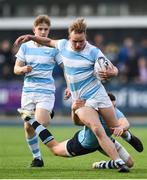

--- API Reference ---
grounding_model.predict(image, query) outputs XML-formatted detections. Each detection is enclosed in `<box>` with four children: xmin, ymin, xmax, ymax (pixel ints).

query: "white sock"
<box><xmin>122</xmin><ymin>131</ymin><xmax>131</xmax><ymax>142</ymax></box>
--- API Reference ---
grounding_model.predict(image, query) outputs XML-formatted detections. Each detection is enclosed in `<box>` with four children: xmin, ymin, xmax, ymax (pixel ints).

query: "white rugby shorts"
<box><xmin>21</xmin><ymin>92</ymin><xmax>55</xmax><ymax>112</ymax></box>
<box><xmin>85</xmin><ymin>84</ymin><xmax>112</xmax><ymax>110</ymax></box>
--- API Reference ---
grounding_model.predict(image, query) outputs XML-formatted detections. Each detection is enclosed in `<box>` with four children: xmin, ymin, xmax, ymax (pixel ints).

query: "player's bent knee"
<box><xmin>37</xmin><ymin>118</ymin><xmax>50</xmax><ymax>127</ymax></box>
<box><xmin>126</xmin><ymin>157</ymin><xmax>134</xmax><ymax>168</ymax></box>
<box><xmin>91</xmin><ymin>126</ymin><xmax>106</xmax><ymax>139</ymax></box>
<box><xmin>42</xmin><ymin>121</ymin><xmax>50</xmax><ymax>127</ymax></box>
<box><xmin>37</xmin><ymin>117</ymin><xmax>51</xmax><ymax>127</ymax></box>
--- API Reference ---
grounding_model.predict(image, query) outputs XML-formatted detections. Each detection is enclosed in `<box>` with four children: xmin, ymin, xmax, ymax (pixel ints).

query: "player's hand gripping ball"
<box><xmin>94</xmin><ymin>57</ymin><xmax>110</xmax><ymax>80</ymax></box>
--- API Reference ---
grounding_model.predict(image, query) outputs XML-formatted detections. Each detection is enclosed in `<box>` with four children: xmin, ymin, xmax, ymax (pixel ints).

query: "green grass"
<box><xmin>0</xmin><ymin>125</ymin><xmax>147</xmax><ymax>179</ymax></box>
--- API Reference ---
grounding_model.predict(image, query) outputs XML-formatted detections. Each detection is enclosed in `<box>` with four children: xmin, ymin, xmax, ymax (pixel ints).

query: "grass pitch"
<box><xmin>0</xmin><ymin>125</ymin><xmax>147</xmax><ymax>179</ymax></box>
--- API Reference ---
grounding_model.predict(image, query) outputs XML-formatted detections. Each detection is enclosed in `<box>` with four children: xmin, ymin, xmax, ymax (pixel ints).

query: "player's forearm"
<box><xmin>14</xmin><ymin>66</ymin><xmax>25</xmax><ymax>75</ymax></box>
<box><xmin>107</xmin><ymin>60</ymin><xmax>119</xmax><ymax>78</ymax></box>
<box><xmin>113</xmin><ymin>66</ymin><xmax>118</xmax><ymax>77</ymax></box>
<box><xmin>119</xmin><ymin>118</ymin><xmax>130</xmax><ymax>131</ymax></box>
<box><xmin>31</xmin><ymin>36</ymin><xmax>53</xmax><ymax>47</ymax></box>
<box><xmin>14</xmin><ymin>65</ymin><xmax>32</xmax><ymax>75</ymax></box>
<box><xmin>63</xmin><ymin>71</ymin><xmax>70</xmax><ymax>90</ymax></box>
<box><xmin>108</xmin><ymin>66</ymin><xmax>118</xmax><ymax>78</ymax></box>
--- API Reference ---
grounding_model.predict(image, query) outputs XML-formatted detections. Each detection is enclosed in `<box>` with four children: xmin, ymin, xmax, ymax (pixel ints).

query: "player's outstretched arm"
<box><xmin>111</xmin><ymin>117</ymin><xmax>130</xmax><ymax>137</ymax></box>
<box><xmin>14</xmin><ymin>34</ymin><xmax>57</xmax><ymax>47</ymax></box>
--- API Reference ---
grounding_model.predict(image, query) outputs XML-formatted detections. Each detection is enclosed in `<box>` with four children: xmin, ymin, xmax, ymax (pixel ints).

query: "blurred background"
<box><xmin>0</xmin><ymin>0</ymin><xmax>147</xmax><ymax>125</ymax></box>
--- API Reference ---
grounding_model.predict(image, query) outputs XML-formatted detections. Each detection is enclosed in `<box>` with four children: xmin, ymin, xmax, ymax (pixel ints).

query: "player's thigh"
<box><xmin>99</xmin><ymin>106</ymin><xmax>119</xmax><ymax>128</ymax></box>
<box><xmin>35</xmin><ymin>108</ymin><xmax>51</xmax><ymax>126</ymax></box>
<box><xmin>51</xmin><ymin>140</ymin><xmax>69</xmax><ymax>156</ymax></box>
<box><xmin>76</xmin><ymin>106</ymin><xmax>101</xmax><ymax>127</ymax></box>
<box><xmin>35</xmin><ymin>94</ymin><xmax>55</xmax><ymax>126</ymax></box>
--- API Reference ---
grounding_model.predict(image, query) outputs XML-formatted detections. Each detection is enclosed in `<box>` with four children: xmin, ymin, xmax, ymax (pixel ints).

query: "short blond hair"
<box><xmin>68</xmin><ymin>18</ymin><xmax>87</xmax><ymax>34</ymax></box>
<box><xmin>34</xmin><ymin>15</ymin><xmax>51</xmax><ymax>27</ymax></box>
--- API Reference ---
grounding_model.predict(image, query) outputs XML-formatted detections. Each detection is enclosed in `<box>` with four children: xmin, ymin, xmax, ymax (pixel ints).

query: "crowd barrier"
<box><xmin>0</xmin><ymin>81</ymin><xmax>147</xmax><ymax>115</ymax></box>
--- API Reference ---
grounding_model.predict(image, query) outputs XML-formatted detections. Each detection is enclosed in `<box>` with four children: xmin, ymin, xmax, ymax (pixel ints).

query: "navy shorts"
<box><xmin>66</xmin><ymin>131</ymin><xmax>99</xmax><ymax>156</ymax></box>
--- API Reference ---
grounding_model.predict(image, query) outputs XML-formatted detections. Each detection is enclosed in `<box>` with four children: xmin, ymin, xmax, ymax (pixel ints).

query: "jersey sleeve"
<box><xmin>15</xmin><ymin>43</ymin><xmax>26</xmax><ymax>62</ymax></box>
<box><xmin>55</xmin><ymin>39</ymin><xmax>67</xmax><ymax>51</ymax></box>
<box><xmin>115</xmin><ymin>108</ymin><xmax>125</xmax><ymax>119</ymax></box>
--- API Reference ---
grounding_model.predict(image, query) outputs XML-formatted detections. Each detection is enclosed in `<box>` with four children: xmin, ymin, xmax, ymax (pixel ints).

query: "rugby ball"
<box><xmin>94</xmin><ymin>57</ymin><xmax>109</xmax><ymax>80</ymax></box>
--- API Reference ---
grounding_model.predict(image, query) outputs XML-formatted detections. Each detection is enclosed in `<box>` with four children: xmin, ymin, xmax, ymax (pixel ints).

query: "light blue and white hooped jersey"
<box><xmin>56</xmin><ymin>39</ymin><xmax>108</xmax><ymax>100</ymax></box>
<box><xmin>16</xmin><ymin>40</ymin><xmax>62</xmax><ymax>95</ymax></box>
